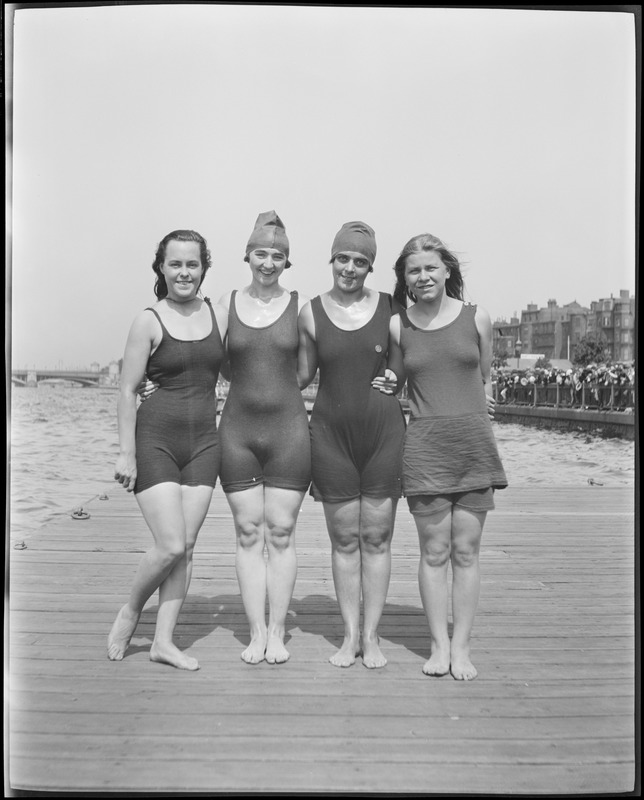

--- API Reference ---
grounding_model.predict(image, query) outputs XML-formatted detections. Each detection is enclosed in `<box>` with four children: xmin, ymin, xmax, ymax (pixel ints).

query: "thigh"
<box><xmin>264</xmin><ymin>487</ymin><xmax>306</xmax><ymax>534</ymax></box>
<box><xmin>179</xmin><ymin>484</ymin><xmax>215</xmax><ymax>548</ymax></box>
<box><xmin>134</xmin><ymin>441</ymin><xmax>181</xmax><ymax>495</ymax></box>
<box><xmin>180</xmin><ymin>435</ymin><xmax>220</xmax><ymax>490</ymax></box>
<box><xmin>218</xmin><ymin>423</ymin><xmax>264</xmax><ymax>493</ymax></box>
<box><xmin>311</xmin><ymin>425</ymin><xmax>361</xmax><ymax>502</ymax></box>
<box><xmin>322</xmin><ymin>497</ymin><xmax>361</xmax><ymax>547</ymax></box>
<box><xmin>359</xmin><ymin>495</ymin><xmax>398</xmax><ymax>547</ymax></box>
<box><xmin>264</xmin><ymin>416</ymin><xmax>311</xmax><ymax>492</ymax></box>
<box><xmin>224</xmin><ymin>483</ymin><xmax>265</xmax><ymax>533</ymax></box>
<box><xmin>135</xmin><ymin>482</ymin><xmax>187</xmax><ymax>548</ymax></box>
<box><xmin>360</xmin><ymin>423</ymin><xmax>404</xmax><ymax>500</ymax></box>
<box><xmin>414</xmin><ymin>506</ymin><xmax>453</xmax><ymax>558</ymax></box>
<box><xmin>451</xmin><ymin>506</ymin><xmax>486</xmax><ymax>552</ymax></box>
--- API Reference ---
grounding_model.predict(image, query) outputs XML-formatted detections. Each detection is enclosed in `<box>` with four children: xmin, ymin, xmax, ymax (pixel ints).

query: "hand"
<box><xmin>371</xmin><ymin>369</ymin><xmax>398</xmax><ymax>395</ymax></box>
<box><xmin>137</xmin><ymin>377</ymin><xmax>159</xmax><ymax>401</ymax></box>
<box><xmin>114</xmin><ymin>454</ymin><xmax>137</xmax><ymax>493</ymax></box>
<box><xmin>486</xmin><ymin>393</ymin><xmax>496</xmax><ymax>420</ymax></box>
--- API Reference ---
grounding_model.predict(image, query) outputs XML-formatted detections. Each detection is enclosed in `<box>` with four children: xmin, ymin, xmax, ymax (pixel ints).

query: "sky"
<box><xmin>6</xmin><ymin>3</ymin><xmax>637</xmax><ymax>370</ymax></box>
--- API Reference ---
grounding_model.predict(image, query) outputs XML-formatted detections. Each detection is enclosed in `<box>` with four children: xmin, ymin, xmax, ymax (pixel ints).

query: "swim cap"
<box><xmin>245</xmin><ymin>210</ymin><xmax>289</xmax><ymax>258</ymax></box>
<box><xmin>331</xmin><ymin>221</ymin><xmax>377</xmax><ymax>265</ymax></box>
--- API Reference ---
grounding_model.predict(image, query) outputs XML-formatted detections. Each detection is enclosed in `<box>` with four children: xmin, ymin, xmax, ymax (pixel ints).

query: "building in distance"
<box><xmin>493</xmin><ymin>289</ymin><xmax>634</xmax><ymax>364</ymax></box>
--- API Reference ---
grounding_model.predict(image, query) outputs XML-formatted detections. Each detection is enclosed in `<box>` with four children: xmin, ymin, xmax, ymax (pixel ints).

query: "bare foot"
<box><xmin>329</xmin><ymin>637</ymin><xmax>361</xmax><ymax>668</ymax></box>
<box><xmin>265</xmin><ymin>634</ymin><xmax>290</xmax><ymax>664</ymax></box>
<box><xmin>422</xmin><ymin>645</ymin><xmax>450</xmax><ymax>677</ymax></box>
<box><xmin>362</xmin><ymin>637</ymin><xmax>387</xmax><ymax>669</ymax></box>
<box><xmin>450</xmin><ymin>646</ymin><xmax>478</xmax><ymax>681</ymax></box>
<box><xmin>107</xmin><ymin>604</ymin><xmax>140</xmax><ymax>661</ymax></box>
<box><xmin>241</xmin><ymin>634</ymin><xmax>266</xmax><ymax>664</ymax></box>
<box><xmin>149</xmin><ymin>642</ymin><xmax>200</xmax><ymax>671</ymax></box>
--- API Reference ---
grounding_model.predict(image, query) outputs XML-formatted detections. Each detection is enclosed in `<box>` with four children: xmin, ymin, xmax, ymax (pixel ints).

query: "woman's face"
<box><xmin>332</xmin><ymin>251</ymin><xmax>372</xmax><ymax>294</ymax></box>
<box><xmin>161</xmin><ymin>240</ymin><xmax>204</xmax><ymax>302</ymax></box>
<box><xmin>404</xmin><ymin>249</ymin><xmax>450</xmax><ymax>303</ymax></box>
<box><xmin>248</xmin><ymin>248</ymin><xmax>287</xmax><ymax>286</ymax></box>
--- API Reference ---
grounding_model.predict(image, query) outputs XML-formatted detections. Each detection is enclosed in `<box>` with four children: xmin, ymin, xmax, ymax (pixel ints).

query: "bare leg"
<box><xmin>360</xmin><ymin>496</ymin><xmax>396</xmax><ymax>669</ymax></box>
<box><xmin>324</xmin><ymin>499</ymin><xmax>362</xmax><ymax>667</ymax></box>
<box><xmin>148</xmin><ymin>484</ymin><xmax>213</xmax><ymax>671</ymax></box>
<box><xmin>264</xmin><ymin>487</ymin><xmax>305</xmax><ymax>664</ymax></box>
<box><xmin>414</xmin><ymin>508</ymin><xmax>452</xmax><ymax>676</ymax></box>
<box><xmin>108</xmin><ymin>482</ymin><xmax>211</xmax><ymax>668</ymax></box>
<box><xmin>449</xmin><ymin>507</ymin><xmax>486</xmax><ymax>681</ymax></box>
<box><xmin>226</xmin><ymin>485</ymin><xmax>268</xmax><ymax>664</ymax></box>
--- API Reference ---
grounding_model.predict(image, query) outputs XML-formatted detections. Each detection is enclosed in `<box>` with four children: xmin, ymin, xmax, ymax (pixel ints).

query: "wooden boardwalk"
<box><xmin>8</xmin><ymin>484</ymin><xmax>636</xmax><ymax>795</ymax></box>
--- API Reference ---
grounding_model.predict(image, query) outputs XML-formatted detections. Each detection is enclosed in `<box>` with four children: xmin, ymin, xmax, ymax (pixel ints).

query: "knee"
<box><xmin>266</xmin><ymin>521</ymin><xmax>295</xmax><ymax>552</ymax></box>
<box><xmin>451</xmin><ymin>544</ymin><xmax>479</xmax><ymax>569</ymax></box>
<box><xmin>156</xmin><ymin>539</ymin><xmax>187</xmax><ymax>566</ymax></box>
<box><xmin>360</xmin><ymin>524</ymin><xmax>391</xmax><ymax>555</ymax></box>
<box><xmin>420</xmin><ymin>542</ymin><xmax>450</xmax><ymax>569</ymax></box>
<box><xmin>235</xmin><ymin>519</ymin><xmax>263</xmax><ymax>550</ymax></box>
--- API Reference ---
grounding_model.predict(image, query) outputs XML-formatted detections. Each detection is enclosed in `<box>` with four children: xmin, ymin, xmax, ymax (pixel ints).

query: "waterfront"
<box><xmin>8</xmin><ymin>386</ymin><xmax>635</xmax><ymax>543</ymax></box>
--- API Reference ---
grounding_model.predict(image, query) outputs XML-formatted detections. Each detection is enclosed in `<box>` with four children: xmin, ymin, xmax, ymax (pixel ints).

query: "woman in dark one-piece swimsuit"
<box><xmin>298</xmin><ymin>221</ymin><xmax>405</xmax><ymax>669</ymax></box>
<box><xmin>218</xmin><ymin>211</ymin><xmax>311</xmax><ymax>666</ymax></box>
<box><xmin>110</xmin><ymin>230</ymin><xmax>228</xmax><ymax>671</ymax></box>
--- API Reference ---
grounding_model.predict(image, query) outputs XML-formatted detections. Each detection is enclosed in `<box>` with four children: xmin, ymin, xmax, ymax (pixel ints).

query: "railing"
<box><xmin>494</xmin><ymin>381</ymin><xmax>635</xmax><ymax>412</ymax></box>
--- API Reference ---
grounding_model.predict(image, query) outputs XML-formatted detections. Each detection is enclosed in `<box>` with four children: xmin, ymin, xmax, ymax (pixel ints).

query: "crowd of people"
<box><xmin>494</xmin><ymin>361</ymin><xmax>635</xmax><ymax>410</ymax></box>
<box><xmin>109</xmin><ymin>215</ymin><xmax>507</xmax><ymax>681</ymax></box>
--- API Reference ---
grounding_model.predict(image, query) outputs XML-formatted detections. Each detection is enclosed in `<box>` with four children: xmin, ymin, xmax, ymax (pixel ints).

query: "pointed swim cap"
<box><xmin>245</xmin><ymin>210</ymin><xmax>290</xmax><ymax>258</ymax></box>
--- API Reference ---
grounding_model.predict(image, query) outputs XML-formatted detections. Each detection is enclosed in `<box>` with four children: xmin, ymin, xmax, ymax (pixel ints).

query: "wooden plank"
<box><xmin>8</xmin><ymin>484</ymin><xmax>635</xmax><ymax>795</ymax></box>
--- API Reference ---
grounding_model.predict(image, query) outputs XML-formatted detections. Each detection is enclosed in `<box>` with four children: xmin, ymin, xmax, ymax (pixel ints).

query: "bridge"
<box><xmin>11</xmin><ymin>369</ymin><xmax>113</xmax><ymax>388</ymax></box>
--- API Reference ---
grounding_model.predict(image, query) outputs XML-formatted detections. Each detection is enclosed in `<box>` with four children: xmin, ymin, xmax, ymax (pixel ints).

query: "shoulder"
<box><xmin>298</xmin><ymin>298</ymin><xmax>316</xmax><ymax>335</ymax></box>
<box><xmin>218</xmin><ymin>290</ymin><xmax>234</xmax><ymax>311</ymax></box>
<box><xmin>293</xmin><ymin>290</ymin><xmax>310</xmax><ymax>313</ymax></box>
<box><xmin>212</xmin><ymin>302</ymin><xmax>229</xmax><ymax>336</ymax></box>
<box><xmin>471</xmin><ymin>304</ymin><xmax>492</xmax><ymax>337</ymax></box>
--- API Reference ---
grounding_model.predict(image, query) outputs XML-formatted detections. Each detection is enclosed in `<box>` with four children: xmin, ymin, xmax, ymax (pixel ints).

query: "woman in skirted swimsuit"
<box><xmin>298</xmin><ymin>222</ymin><xmax>406</xmax><ymax>669</ymax></box>
<box><xmin>373</xmin><ymin>233</ymin><xmax>507</xmax><ymax>680</ymax></box>
<box><xmin>218</xmin><ymin>211</ymin><xmax>311</xmax><ymax>665</ymax></box>
<box><xmin>110</xmin><ymin>230</ymin><xmax>227</xmax><ymax>671</ymax></box>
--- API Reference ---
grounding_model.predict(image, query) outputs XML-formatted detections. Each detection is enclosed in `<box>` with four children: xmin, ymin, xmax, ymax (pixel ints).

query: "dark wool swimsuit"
<box><xmin>134</xmin><ymin>299</ymin><xmax>225</xmax><ymax>494</ymax></box>
<box><xmin>309</xmin><ymin>292</ymin><xmax>406</xmax><ymax>503</ymax></box>
<box><xmin>218</xmin><ymin>290</ymin><xmax>311</xmax><ymax>493</ymax></box>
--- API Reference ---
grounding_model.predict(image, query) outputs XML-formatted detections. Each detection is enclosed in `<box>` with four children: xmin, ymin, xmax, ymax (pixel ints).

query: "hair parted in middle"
<box><xmin>392</xmin><ymin>233</ymin><xmax>464</xmax><ymax>307</ymax></box>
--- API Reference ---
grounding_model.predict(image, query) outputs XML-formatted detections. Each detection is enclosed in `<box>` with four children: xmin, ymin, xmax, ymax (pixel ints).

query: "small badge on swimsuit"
<box><xmin>375</xmin><ymin>344</ymin><xmax>383</xmax><ymax>353</ymax></box>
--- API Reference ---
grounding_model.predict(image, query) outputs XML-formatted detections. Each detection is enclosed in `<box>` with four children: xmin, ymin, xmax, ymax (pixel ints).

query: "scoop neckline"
<box><xmin>404</xmin><ymin>302</ymin><xmax>466</xmax><ymax>332</ymax></box>
<box><xmin>150</xmin><ymin>301</ymin><xmax>215</xmax><ymax>342</ymax></box>
<box><xmin>232</xmin><ymin>288</ymin><xmax>294</xmax><ymax>330</ymax></box>
<box><xmin>317</xmin><ymin>291</ymin><xmax>382</xmax><ymax>333</ymax></box>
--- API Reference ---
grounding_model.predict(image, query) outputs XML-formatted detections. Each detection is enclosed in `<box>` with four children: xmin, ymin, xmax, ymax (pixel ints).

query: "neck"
<box><xmin>248</xmin><ymin>281</ymin><xmax>285</xmax><ymax>302</ymax></box>
<box><xmin>328</xmin><ymin>285</ymin><xmax>368</xmax><ymax>307</ymax></box>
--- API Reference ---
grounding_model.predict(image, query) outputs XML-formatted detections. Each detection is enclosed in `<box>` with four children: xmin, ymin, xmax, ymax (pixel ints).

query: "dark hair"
<box><xmin>392</xmin><ymin>233</ymin><xmax>464</xmax><ymax>307</ymax></box>
<box><xmin>152</xmin><ymin>230</ymin><xmax>212</xmax><ymax>300</ymax></box>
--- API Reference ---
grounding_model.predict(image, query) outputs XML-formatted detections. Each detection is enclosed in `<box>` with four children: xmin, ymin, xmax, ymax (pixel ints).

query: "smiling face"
<box><xmin>160</xmin><ymin>240</ymin><xmax>204</xmax><ymax>302</ymax></box>
<box><xmin>332</xmin><ymin>251</ymin><xmax>372</xmax><ymax>294</ymax></box>
<box><xmin>404</xmin><ymin>249</ymin><xmax>450</xmax><ymax>303</ymax></box>
<box><xmin>247</xmin><ymin>247</ymin><xmax>287</xmax><ymax>286</ymax></box>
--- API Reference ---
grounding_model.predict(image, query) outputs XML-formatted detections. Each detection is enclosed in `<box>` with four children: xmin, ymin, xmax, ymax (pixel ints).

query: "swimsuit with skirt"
<box><xmin>309</xmin><ymin>292</ymin><xmax>406</xmax><ymax>503</ymax></box>
<box><xmin>400</xmin><ymin>302</ymin><xmax>507</xmax><ymax>498</ymax></box>
<box><xmin>134</xmin><ymin>299</ymin><xmax>225</xmax><ymax>494</ymax></box>
<box><xmin>218</xmin><ymin>290</ymin><xmax>311</xmax><ymax>493</ymax></box>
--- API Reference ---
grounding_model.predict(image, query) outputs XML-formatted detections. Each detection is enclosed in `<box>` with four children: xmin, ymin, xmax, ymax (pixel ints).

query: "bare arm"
<box><xmin>213</xmin><ymin>301</ymin><xmax>231</xmax><ymax>382</ymax></box>
<box><xmin>297</xmin><ymin>301</ymin><xmax>319</xmax><ymax>389</ymax></box>
<box><xmin>475</xmin><ymin>305</ymin><xmax>496</xmax><ymax>418</ymax></box>
<box><xmin>115</xmin><ymin>312</ymin><xmax>158</xmax><ymax>492</ymax></box>
<box><xmin>372</xmin><ymin>314</ymin><xmax>406</xmax><ymax>395</ymax></box>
